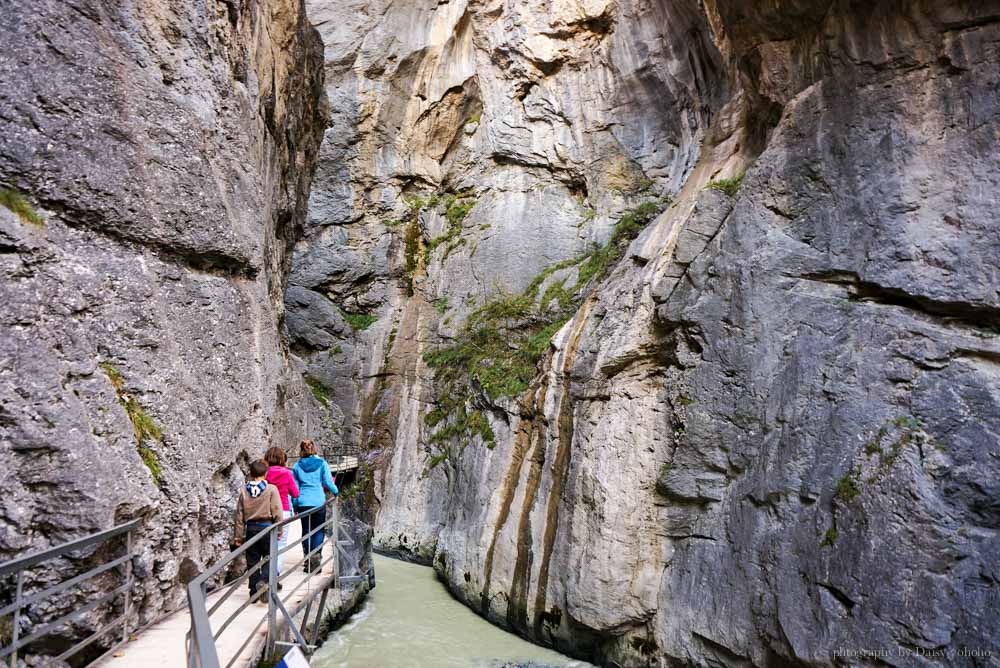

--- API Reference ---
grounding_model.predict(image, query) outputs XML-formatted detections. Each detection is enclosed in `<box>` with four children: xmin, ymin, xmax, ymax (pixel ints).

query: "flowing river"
<box><xmin>313</xmin><ymin>554</ymin><xmax>594</xmax><ymax>668</ymax></box>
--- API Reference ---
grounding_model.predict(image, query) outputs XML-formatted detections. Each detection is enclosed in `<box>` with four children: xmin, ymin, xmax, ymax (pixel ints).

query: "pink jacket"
<box><xmin>266</xmin><ymin>466</ymin><xmax>299</xmax><ymax>512</ymax></box>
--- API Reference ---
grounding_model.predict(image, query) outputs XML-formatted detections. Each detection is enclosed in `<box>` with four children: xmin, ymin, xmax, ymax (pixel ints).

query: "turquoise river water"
<box><xmin>313</xmin><ymin>554</ymin><xmax>594</xmax><ymax>668</ymax></box>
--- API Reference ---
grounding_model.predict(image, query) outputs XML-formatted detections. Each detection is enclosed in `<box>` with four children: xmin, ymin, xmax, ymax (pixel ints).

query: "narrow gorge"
<box><xmin>1</xmin><ymin>0</ymin><xmax>998</xmax><ymax>667</ymax></box>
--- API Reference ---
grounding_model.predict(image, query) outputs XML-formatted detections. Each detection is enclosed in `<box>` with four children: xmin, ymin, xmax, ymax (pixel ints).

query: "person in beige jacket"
<box><xmin>234</xmin><ymin>460</ymin><xmax>282</xmax><ymax>600</ymax></box>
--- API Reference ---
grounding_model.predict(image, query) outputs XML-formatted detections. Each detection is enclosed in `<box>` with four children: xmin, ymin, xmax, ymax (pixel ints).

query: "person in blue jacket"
<box><xmin>292</xmin><ymin>439</ymin><xmax>338</xmax><ymax>572</ymax></box>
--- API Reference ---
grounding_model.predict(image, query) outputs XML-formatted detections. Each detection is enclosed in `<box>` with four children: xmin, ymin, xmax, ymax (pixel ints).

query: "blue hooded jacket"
<box><xmin>292</xmin><ymin>455</ymin><xmax>338</xmax><ymax>508</ymax></box>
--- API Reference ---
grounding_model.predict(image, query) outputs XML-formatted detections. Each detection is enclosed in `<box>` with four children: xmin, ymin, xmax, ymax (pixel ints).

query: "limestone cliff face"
<box><xmin>0</xmin><ymin>0</ymin><xmax>327</xmax><ymax>623</ymax></box>
<box><xmin>295</xmin><ymin>1</ymin><xmax>999</xmax><ymax>666</ymax></box>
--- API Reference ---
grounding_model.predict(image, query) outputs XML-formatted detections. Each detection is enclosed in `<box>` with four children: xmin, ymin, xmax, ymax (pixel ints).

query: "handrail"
<box><xmin>186</xmin><ymin>495</ymin><xmax>364</xmax><ymax>668</ymax></box>
<box><xmin>0</xmin><ymin>520</ymin><xmax>140</xmax><ymax>578</ymax></box>
<box><xmin>0</xmin><ymin>554</ymin><xmax>130</xmax><ymax>618</ymax></box>
<box><xmin>288</xmin><ymin>451</ymin><xmax>361</xmax><ymax>472</ymax></box>
<box><xmin>0</xmin><ymin>520</ymin><xmax>139</xmax><ymax>667</ymax></box>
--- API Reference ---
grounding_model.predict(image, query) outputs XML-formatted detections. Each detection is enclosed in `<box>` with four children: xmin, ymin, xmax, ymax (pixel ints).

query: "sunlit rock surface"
<box><xmin>294</xmin><ymin>0</ymin><xmax>999</xmax><ymax>665</ymax></box>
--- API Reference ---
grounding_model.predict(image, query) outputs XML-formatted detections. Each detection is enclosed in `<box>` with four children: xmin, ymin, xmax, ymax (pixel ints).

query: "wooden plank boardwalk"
<box><xmin>97</xmin><ymin>519</ymin><xmax>338</xmax><ymax>668</ymax></box>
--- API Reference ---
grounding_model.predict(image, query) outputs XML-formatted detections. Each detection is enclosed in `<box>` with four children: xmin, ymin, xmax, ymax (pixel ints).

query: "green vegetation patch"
<box><xmin>424</xmin><ymin>291</ymin><xmax>545</xmax><ymax>423</ymax></box>
<box><xmin>404</xmin><ymin>218</ymin><xmax>421</xmax><ymax>295</ymax></box>
<box><xmin>421</xmin><ymin>200</ymin><xmax>668</xmax><ymax>470</ymax></box>
<box><xmin>828</xmin><ymin>414</ymin><xmax>930</xmax><ymax>529</ymax></box>
<box><xmin>834</xmin><ymin>471</ymin><xmax>861</xmax><ymax>502</ymax></box>
<box><xmin>138</xmin><ymin>446</ymin><xmax>163</xmax><ymax>485</ymax></box>
<box><xmin>0</xmin><ymin>189</ymin><xmax>43</xmax><ymax>226</ymax></box>
<box><xmin>425</xmin><ymin>192</ymin><xmax>477</xmax><ymax>264</ymax></box>
<box><xmin>862</xmin><ymin>415</ymin><xmax>925</xmax><ymax>468</ymax></box>
<box><xmin>423</xmin><ymin>449</ymin><xmax>452</xmax><ymax>476</ymax></box>
<box><xmin>821</xmin><ymin>527</ymin><xmax>839</xmax><ymax>547</ymax></box>
<box><xmin>879</xmin><ymin>415</ymin><xmax>921</xmax><ymax>468</ymax></box>
<box><xmin>100</xmin><ymin>362</ymin><xmax>164</xmax><ymax>486</ymax></box>
<box><xmin>341</xmin><ymin>308</ymin><xmax>378</xmax><ymax>331</ymax></box>
<box><xmin>573</xmin><ymin>199</ymin><xmax>662</xmax><ymax>288</ymax></box>
<box><xmin>395</xmin><ymin>190</ymin><xmax>479</xmax><ymax>293</ymax></box>
<box><xmin>706</xmin><ymin>174</ymin><xmax>744</xmax><ymax>198</ymax></box>
<box><xmin>523</xmin><ymin>258</ymin><xmax>578</xmax><ymax>302</ymax></box>
<box><xmin>304</xmin><ymin>375</ymin><xmax>332</xmax><ymax>407</ymax></box>
<box><xmin>864</xmin><ymin>429</ymin><xmax>885</xmax><ymax>456</ymax></box>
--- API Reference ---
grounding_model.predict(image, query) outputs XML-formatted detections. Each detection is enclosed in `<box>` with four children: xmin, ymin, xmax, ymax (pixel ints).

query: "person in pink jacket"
<box><xmin>265</xmin><ymin>447</ymin><xmax>299</xmax><ymax>577</ymax></box>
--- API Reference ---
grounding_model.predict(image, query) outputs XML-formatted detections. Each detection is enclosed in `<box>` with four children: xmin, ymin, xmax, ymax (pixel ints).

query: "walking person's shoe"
<box><xmin>252</xmin><ymin>582</ymin><xmax>268</xmax><ymax>604</ymax></box>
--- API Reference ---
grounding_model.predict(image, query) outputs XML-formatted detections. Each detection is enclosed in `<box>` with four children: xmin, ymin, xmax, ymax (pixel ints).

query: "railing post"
<box><xmin>266</xmin><ymin>528</ymin><xmax>279</xmax><ymax>659</ymax></box>
<box><xmin>122</xmin><ymin>529</ymin><xmax>133</xmax><ymax>644</ymax></box>
<box><xmin>331</xmin><ymin>501</ymin><xmax>339</xmax><ymax>588</ymax></box>
<box><xmin>10</xmin><ymin>570</ymin><xmax>23</xmax><ymax>668</ymax></box>
<box><xmin>309</xmin><ymin>589</ymin><xmax>328</xmax><ymax>647</ymax></box>
<box><xmin>186</xmin><ymin>580</ymin><xmax>220</xmax><ymax>668</ymax></box>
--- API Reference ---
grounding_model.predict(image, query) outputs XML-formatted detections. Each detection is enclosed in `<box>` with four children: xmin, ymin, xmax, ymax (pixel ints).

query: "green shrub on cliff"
<box><xmin>706</xmin><ymin>174</ymin><xmax>744</xmax><ymax>197</ymax></box>
<box><xmin>100</xmin><ymin>361</ymin><xmax>164</xmax><ymax>486</ymax></box>
<box><xmin>404</xmin><ymin>218</ymin><xmax>421</xmax><ymax>294</ymax></box>
<box><xmin>0</xmin><ymin>188</ymin><xmax>43</xmax><ymax>226</ymax></box>
<box><xmin>425</xmin><ymin>192</ymin><xmax>477</xmax><ymax>263</ymax></box>
<box><xmin>835</xmin><ymin>471</ymin><xmax>861</xmax><ymax>502</ymax></box>
<box><xmin>397</xmin><ymin>190</ymin><xmax>479</xmax><ymax>293</ymax></box>
<box><xmin>424</xmin><ymin>292</ymin><xmax>541</xmax><ymax>402</ymax></box>
<box><xmin>304</xmin><ymin>375</ymin><xmax>333</xmax><ymax>406</ymax></box>
<box><xmin>341</xmin><ymin>308</ymin><xmax>377</xmax><ymax>331</ymax></box>
<box><xmin>421</xmin><ymin>199</ymin><xmax>668</xmax><ymax>468</ymax></box>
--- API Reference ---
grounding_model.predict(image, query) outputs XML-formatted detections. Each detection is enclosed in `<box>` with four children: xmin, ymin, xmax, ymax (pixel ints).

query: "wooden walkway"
<box><xmin>97</xmin><ymin>519</ymin><xmax>339</xmax><ymax>668</ymax></box>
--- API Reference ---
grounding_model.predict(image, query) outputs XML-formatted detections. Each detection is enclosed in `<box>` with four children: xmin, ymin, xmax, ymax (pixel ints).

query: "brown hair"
<box><xmin>264</xmin><ymin>446</ymin><xmax>287</xmax><ymax>467</ymax></box>
<box><xmin>299</xmin><ymin>439</ymin><xmax>318</xmax><ymax>457</ymax></box>
<box><xmin>249</xmin><ymin>460</ymin><xmax>268</xmax><ymax>479</ymax></box>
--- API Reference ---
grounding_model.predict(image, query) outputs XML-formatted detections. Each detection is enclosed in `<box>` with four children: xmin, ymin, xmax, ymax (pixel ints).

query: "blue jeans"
<box><xmin>297</xmin><ymin>505</ymin><xmax>326</xmax><ymax>560</ymax></box>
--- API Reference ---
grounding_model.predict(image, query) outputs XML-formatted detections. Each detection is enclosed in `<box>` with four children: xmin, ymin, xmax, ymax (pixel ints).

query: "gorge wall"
<box><xmin>0</xmin><ymin>0</ymin><xmax>329</xmax><ymax>629</ymax></box>
<box><xmin>293</xmin><ymin>0</ymin><xmax>1000</xmax><ymax>666</ymax></box>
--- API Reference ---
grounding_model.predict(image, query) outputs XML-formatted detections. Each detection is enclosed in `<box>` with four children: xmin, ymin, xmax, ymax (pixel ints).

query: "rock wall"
<box><xmin>293</xmin><ymin>0</ymin><xmax>1000</xmax><ymax>666</ymax></box>
<box><xmin>0</xmin><ymin>0</ymin><xmax>327</xmax><ymax>629</ymax></box>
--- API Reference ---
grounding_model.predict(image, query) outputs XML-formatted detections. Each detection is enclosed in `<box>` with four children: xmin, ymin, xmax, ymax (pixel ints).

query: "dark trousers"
<box><xmin>244</xmin><ymin>522</ymin><xmax>270</xmax><ymax>595</ymax></box>
<box><xmin>297</xmin><ymin>505</ymin><xmax>327</xmax><ymax>560</ymax></box>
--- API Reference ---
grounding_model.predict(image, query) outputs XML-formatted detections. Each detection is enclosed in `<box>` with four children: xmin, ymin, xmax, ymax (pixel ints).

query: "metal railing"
<box><xmin>288</xmin><ymin>445</ymin><xmax>361</xmax><ymax>475</ymax></box>
<box><xmin>0</xmin><ymin>520</ymin><xmax>140</xmax><ymax>667</ymax></box>
<box><xmin>186</xmin><ymin>496</ymin><xmax>364</xmax><ymax>668</ymax></box>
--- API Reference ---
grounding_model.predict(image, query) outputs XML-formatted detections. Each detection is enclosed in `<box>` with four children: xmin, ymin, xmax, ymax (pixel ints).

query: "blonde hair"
<box><xmin>299</xmin><ymin>439</ymin><xmax>318</xmax><ymax>457</ymax></box>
